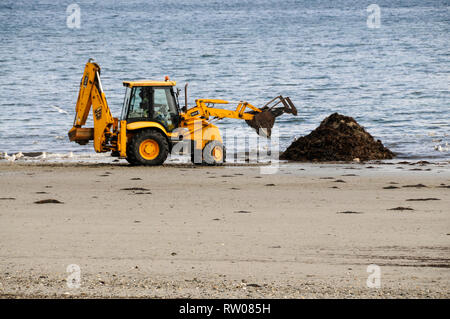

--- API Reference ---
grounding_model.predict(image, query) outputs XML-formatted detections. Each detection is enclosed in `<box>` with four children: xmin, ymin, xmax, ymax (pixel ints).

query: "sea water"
<box><xmin>0</xmin><ymin>0</ymin><xmax>448</xmax><ymax>160</ymax></box>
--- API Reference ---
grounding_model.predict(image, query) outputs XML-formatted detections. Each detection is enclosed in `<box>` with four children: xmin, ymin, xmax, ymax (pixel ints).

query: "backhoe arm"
<box><xmin>68</xmin><ymin>60</ymin><xmax>117</xmax><ymax>152</ymax></box>
<box><xmin>183</xmin><ymin>96</ymin><xmax>297</xmax><ymax>137</ymax></box>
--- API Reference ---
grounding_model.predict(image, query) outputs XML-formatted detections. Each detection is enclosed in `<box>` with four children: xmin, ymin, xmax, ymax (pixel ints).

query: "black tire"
<box><xmin>202</xmin><ymin>141</ymin><xmax>226</xmax><ymax>165</ymax></box>
<box><xmin>125</xmin><ymin>155</ymin><xmax>138</xmax><ymax>165</ymax></box>
<box><xmin>127</xmin><ymin>130</ymin><xmax>169</xmax><ymax>166</ymax></box>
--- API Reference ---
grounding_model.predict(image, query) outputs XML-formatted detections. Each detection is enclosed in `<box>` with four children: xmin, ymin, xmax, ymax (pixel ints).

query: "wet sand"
<box><xmin>0</xmin><ymin>161</ymin><xmax>449</xmax><ymax>298</ymax></box>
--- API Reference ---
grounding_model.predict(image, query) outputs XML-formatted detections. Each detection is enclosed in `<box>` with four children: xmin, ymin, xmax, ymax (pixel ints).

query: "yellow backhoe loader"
<box><xmin>68</xmin><ymin>59</ymin><xmax>297</xmax><ymax>165</ymax></box>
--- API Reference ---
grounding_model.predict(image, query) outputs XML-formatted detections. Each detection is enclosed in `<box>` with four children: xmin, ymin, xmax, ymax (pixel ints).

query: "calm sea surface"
<box><xmin>0</xmin><ymin>0</ymin><xmax>449</xmax><ymax>160</ymax></box>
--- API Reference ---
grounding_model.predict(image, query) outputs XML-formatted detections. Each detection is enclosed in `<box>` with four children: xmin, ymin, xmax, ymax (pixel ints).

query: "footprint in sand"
<box><xmin>406</xmin><ymin>198</ymin><xmax>440</xmax><ymax>201</ymax></box>
<box><xmin>120</xmin><ymin>187</ymin><xmax>151</xmax><ymax>194</ymax></box>
<box><xmin>402</xmin><ymin>184</ymin><xmax>427</xmax><ymax>188</ymax></box>
<box><xmin>234</xmin><ymin>210</ymin><xmax>251</xmax><ymax>214</ymax></box>
<box><xmin>388</xmin><ymin>207</ymin><xmax>414</xmax><ymax>211</ymax></box>
<box><xmin>34</xmin><ymin>199</ymin><xmax>63</xmax><ymax>204</ymax></box>
<box><xmin>337</xmin><ymin>211</ymin><xmax>363</xmax><ymax>214</ymax></box>
<box><xmin>120</xmin><ymin>187</ymin><xmax>149</xmax><ymax>191</ymax></box>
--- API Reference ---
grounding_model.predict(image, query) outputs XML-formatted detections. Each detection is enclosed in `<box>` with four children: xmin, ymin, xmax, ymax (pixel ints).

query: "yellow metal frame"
<box><xmin>179</xmin><ymin>118</ymin><xmax>223</xmax><ymax>150</ymax></box>
<box><xmin>119</xmin><ymin>120</ymin><xmax>127</xmax><ymax>158</ymax></box>
<box><xmin>184</xmin><ymin>99</ymin><xmax>261</xmax><ymax>121</ymax></box>
<box><xmin>126</xmin><ymin>119</ymin><xmax>222</xmax><ymax>150</ymax></box>
<box><xmin>123</xmin><ymin>80</ymin><xmax>176</xmax><ymax>87</ymax></box>
<box><xmin>126</xmin><ymin>121</ymin><xmax>170</xmax><ymax>135</ymax></box>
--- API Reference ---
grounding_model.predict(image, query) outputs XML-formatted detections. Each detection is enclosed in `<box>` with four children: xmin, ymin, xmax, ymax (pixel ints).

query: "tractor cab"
<box><xmin>122</xmin><ymin>80</ymin><xmax>181</xmax><ymax>132</ymax></box>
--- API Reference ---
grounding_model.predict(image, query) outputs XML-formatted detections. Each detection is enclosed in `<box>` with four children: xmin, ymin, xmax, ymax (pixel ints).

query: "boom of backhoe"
<box><xmin>68</xmin><ymin>60</ymin><xmax>125</xmax><ymax>155</ymax></box>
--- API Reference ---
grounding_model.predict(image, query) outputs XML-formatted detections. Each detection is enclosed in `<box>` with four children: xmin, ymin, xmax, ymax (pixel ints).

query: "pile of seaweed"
<box><xmin>280</xmin><ymin>113</ymin><xmax>395</xmax><ymax>162</ymax></box>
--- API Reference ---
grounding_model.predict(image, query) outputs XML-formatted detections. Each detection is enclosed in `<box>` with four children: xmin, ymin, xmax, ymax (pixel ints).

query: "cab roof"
<box><xmin>123</xmin><ymin>80</ymin><xmax>176</xmax><ymax>87</ymax></box>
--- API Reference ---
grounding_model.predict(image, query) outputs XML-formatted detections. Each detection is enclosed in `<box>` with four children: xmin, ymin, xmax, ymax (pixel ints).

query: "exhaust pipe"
<box><xmin>183</xmin><ymin>83</ymin><xmax>188</xmax><ymax>112</ymax></box>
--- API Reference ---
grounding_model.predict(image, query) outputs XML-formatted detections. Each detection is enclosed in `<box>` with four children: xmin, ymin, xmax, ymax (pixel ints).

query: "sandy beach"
<box><xmin>0</xmin><ymin>161</ymin><xmax>449</xmax><ymax>298</ymax></box>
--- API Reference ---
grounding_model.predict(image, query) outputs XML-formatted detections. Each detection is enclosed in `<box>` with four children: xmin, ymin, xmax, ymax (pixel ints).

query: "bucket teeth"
<box><xmin>245</xmin><ymin>96</ymin><xmax>298</xmax><ymax>137</ymax></box>
<box><xmin>282</xmin><ymin>97</ymin><xmax>298</xmax><ymax>115</ymax></box>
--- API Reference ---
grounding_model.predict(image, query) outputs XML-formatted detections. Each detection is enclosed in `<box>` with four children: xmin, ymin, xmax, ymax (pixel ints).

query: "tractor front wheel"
<box><xmin>202</xmin><ymin>141</ymin><xmax>226</xmax><ymax>165</ymax></box>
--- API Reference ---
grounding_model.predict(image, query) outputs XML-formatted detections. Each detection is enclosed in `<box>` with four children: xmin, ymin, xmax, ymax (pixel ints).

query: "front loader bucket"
<box><xmin>245</xmin><ymin>96</ymin><xmax>298</xmax><ymax>137</ymax></box>
<box><xmin>246</xmin><ymin>109</ymin><xmax>276</xmax><ymax>137</ymax></box>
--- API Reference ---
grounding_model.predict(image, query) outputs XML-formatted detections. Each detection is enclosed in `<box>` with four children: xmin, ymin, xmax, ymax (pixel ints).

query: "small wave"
<box><xmin>50</xmin><ymin>105</ymin><xmax>68</xmax><ymax>115</ymax></box>
<box><xmin>434</xmin><ymin>143</ymin><xmax>449</xmax><ymax>152</ymax></box>
<box><xmin>0</xmin><ymin>151</ymin><xmax>108</xmax><ymax>163</ymax></box>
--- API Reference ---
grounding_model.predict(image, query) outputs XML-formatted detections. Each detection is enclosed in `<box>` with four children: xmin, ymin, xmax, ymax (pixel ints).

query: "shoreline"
<box><xmin>0</xmin><ymin>162</ymin><xmax>449</xmax><ymax>298</ymax></box>
<box><xmin>1</xmin><ymin>149</ymin><xmax>450</xmax><ymax>165</ymax></box>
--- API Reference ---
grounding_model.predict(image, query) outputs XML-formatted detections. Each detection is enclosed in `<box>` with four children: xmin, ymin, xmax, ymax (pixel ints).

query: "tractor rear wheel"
<box><xmin>127</xmin><ymin>130</ymin><xmax>169</xmax><ymax>166</ymax></box>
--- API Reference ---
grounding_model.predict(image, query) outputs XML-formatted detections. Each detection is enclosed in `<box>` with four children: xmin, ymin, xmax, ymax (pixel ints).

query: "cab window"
<box><xmin>125</xmin><ymin>86</ymin><xmax>179</xmax><ymax>131</ymax></box>
<box><xmin>121</xmin><ymin>87</ymin><xmax>132</xmax><ymax>120</ymax></box>
<box><xmin>152</xmin><ymin>88</ymin><xmax>179</xmax><ymax>131</ymax></box>
<box><xmin>127</xmin><ymin>87</ymin><xmax>152</xmax><ymax>120</ymax></box>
